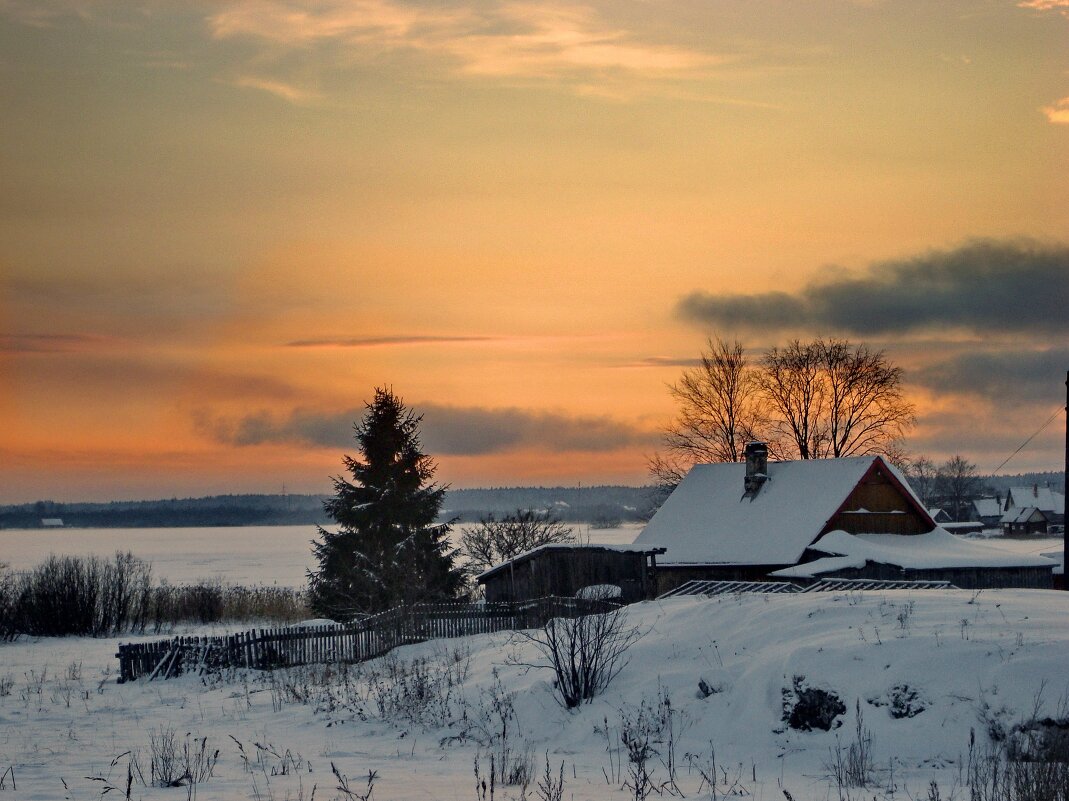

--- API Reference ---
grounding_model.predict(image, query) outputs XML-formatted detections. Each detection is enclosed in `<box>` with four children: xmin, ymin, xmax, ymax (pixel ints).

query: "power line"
<box><xmin>989</xmin><ymin>404</ymin><xmax>1065</xmax><ymax>475</ymax></box>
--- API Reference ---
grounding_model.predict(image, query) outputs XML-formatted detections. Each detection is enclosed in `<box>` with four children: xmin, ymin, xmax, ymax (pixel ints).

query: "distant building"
<box><xmin>477</xmin><ymin>544</ymin><xmax>664</xmax><ymax>603</ymax></box>
<box><xmin>971</xmin><ymin>497</ymin><xmax>1003</xmax><ymax>528</ymax></box>
<box><xmin>928</xmin><ymin>508</ymin><xmax>953</xmax><ymax>524</ymax></box>
<box><xmin>40</xmin><ymin>518</ymin><xmax>64</xmax><ymax>528</ymax></box>
<box><xmin>1000</xmin><ymin>485</ymin><xmax>1065</xmax><ymax>536</ymax></box>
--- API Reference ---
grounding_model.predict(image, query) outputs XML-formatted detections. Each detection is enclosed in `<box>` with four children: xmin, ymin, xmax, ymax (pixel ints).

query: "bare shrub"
<box><xmin>149</xmin><ymin>582</ymin><xmax>309</xmax><ymax>631</ymax></box>
<box><xmin>825</xmin><ymin>700</ymin><xmax>875</xmax><ymax>791</ymax></box>
<box><xmin>2</xmin><ymin>553</ymin><xmax>307</xmax><ymax>639</ymax></box>
<box><xmin>969</xmin><ymin>739</ymin><xmax>1069</xmax><ymax>801</ymax></box>
<box><xmin>331</xmin><ymin>763</ymin><xmax>377</xmax><ymax>801</ymax></box>
<box><xmin>536</xmin><ymin>754</ymin><xmax>566</xmax><ymax>801</ymax></box>
<box><xmin>461</xmin><ymin>509</ymin><xmax>574</xmax><ymax>575</ymax></box>
<box><xmin>0</xmin><ymin>572</ymin><xmax>20</xmax><ymax>641</ymax></box>
<box><xmin>9</xmin><ymin>553</ymin><xmax>152</xmax><ymax>637</ymax></box>
<box><xmin>616</xmin><ymin>685</ymin><xmax>686</xmax><ymax>800</ymax></box>
<box><xmin>512</xmin><ymin>605</ymin><xmax>638</xmax><ymax>708</ymax></box>
<box><xmin>467</xmin><ymin>671</ymin><xmax>533</xmax><ymax>788</ymax></box>
<box><xmin>149</xmin><ymin>727</ymin><xmax>218</xmax><ymax>788</ymax></box>
<box><xmin>364</xmin><ymin>646</ymin><xmax>469</xmax><ymax>727</ymax></box>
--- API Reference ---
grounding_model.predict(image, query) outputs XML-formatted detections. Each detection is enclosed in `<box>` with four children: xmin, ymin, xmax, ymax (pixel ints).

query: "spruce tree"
<box><xmin>308</xmin><ymin>387</ymin><xmax>464</xmax><ymax>617</ymax></box>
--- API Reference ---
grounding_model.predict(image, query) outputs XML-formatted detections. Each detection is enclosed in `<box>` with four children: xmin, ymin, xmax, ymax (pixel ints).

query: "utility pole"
<box><xmin>1063</xmin><ymin>370</ymin><xmax>1068</xmax><ymax>589</ymax></box>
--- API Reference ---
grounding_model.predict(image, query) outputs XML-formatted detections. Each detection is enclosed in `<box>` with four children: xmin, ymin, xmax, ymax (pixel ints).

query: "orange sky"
<box><xmin>2</xmin><ymin>0</ymin><xmax>1068</xmax><ymax>501</ymax></box>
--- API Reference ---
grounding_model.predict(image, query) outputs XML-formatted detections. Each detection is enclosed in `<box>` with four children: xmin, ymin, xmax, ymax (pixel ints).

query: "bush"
<box><xmin>147</xmin><ymin>582</ymin><xmax>309</xmax><ymax>632</ymax></box>
<box><xmin>513</xmin><ymin>605</ymin><xmax>638</xmax><ymax>708</ymax></box>
<box><xmin>783</xmin><ymin>675</ymin><xmax>846</xmax><ymax>732</ymax></box>
<box><xmin>0</xmin><ymin>553</ymin><xmax>309</xmax><ymax>639</ymax></box>
<box><xmin>5</xmin><ymin>553</ymin><xmax>152</xmax><ymax>638</ymax></box>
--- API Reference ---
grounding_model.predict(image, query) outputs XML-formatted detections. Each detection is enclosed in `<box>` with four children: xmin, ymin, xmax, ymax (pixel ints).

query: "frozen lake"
<box><xmin>0</xmin><ymin>522</ymin><xmax>646</xmax><ymax>587</ymax></box>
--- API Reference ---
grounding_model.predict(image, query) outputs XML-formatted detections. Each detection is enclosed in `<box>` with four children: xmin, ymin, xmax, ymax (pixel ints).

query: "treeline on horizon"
<box><xmin>0</xmin><ymin>485</ymin><xmax>664</xmax><ymax>529</ymax></box>
<box><xmin>1</xmin><ymin>471</ymin><xmax>1062</xmax><ymax>530</ymax></box>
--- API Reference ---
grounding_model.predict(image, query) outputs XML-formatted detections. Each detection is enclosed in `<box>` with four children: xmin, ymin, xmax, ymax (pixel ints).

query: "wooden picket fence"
<box><xmin>115</xmin><ymin>596</ymin><xmax>619</xmax><ymax>683</ymax></box>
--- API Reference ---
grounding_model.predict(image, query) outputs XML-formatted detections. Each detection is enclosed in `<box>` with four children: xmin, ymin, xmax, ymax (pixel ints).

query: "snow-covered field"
<box><xmin>2</xmin><ymin>587</ymin><xmax>1069</xmax><ymax>800</ymax></box>
<box><xmin>0</xmin><ymin>523</ymin><xmax>646</xmax><ymax>586</ymax></box>
<box><xmin>2</xmin><ymin>525</ymin><xmax>1067</xmax><ymax>799</ymax></box>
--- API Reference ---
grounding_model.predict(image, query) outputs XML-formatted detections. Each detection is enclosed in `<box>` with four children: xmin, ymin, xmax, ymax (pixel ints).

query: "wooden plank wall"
<box><xmin>115</xmin><ymin>597</ymin><xmax>617</xmax><ymax>682</ymax></box>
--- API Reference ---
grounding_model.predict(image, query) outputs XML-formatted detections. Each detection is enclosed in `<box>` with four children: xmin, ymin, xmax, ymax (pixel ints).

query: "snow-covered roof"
<box><xmin>1000</xmin><ymin>506</ymin><xmax>1051</xmax><ymax>525</ymax></box>
<box><xmin>475</xmin><ymin>543</ymin><xmax>664</xmax><ymax>582</ymax></box>
<box><xmin>1041</xmin><ymin>550</ymin><xmax>1064</xmax><ymax>576</ymax></box>
<box><xmin>634</xmin><ymin>455</ymin><xmax>928</xmax><ymax>566</ymax></box>
<box><xmin>1006</xmin><ymin>487</ymin><xmax>1064</xmax><ymax>515</ymax></box>
<box><xmin>972</xmin><ymin>498</ymin><xmax>1002</xmax><ymax>518</ymax></box>
<box><xmin>770</xmin><ymin>528</ymin><xmax>1056</xmax><ymax>579</ymax></box>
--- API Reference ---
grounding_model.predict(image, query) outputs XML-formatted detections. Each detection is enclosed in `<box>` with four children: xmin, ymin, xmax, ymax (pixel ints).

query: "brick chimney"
<box><xmin>744</xmin><ymin>441</ymin><xmax>769</xmax><ymax>498</ymax></box>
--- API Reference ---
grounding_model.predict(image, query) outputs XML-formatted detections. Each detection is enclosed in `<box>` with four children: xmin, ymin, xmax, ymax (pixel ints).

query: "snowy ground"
<box><xmin>2</xmin><ymin>587</ymin><xmax>1068</xmax><ymax>800</ymax></box>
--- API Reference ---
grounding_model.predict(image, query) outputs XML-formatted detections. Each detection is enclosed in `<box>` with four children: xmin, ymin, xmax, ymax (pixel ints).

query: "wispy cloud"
<box><xmin>207</xmin><ymin>0</ymin><xmax>729</xmax><ymax>95</ymax></box>
<box><xmin>0</xmin><ymin>0</ymin><xmax>91</xmax><ymax>27</ymax></box>
<box><xmin>1042</xmin><ymin>96</ymin><xmax>1069</xmax><ymax>124</ymax></box>
<box><xmin>231</xmin><ymin>75</ymin><xmax>319</xmax><ymax>104</ymax></box>
<box><xmin>677</xmin><ymin>239</ymin><xmax>1069</xmax><ymax>336</ymax></box>
<box><xmin>284</xmin><ymin>334</ymin><xmax>501</xmax><ymax>348</ymax></box>
<box><xmin>1017</xmin><ymin>0</ymin><xmax>1069</xmax><ymax>15</ymax></box>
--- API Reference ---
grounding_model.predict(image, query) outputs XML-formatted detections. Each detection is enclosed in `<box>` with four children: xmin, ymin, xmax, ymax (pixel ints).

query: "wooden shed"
<box><xmin>477</xmin><ymin>544</ymin><xmax>665</xmax><ymax>604</ymax></box>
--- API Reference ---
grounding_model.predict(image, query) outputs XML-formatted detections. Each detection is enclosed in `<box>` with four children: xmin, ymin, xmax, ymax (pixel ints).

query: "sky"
<box><xmin>1</xmin><ymin>0</ymin><xmax>1068</xmax><ymax>502</ymax></box>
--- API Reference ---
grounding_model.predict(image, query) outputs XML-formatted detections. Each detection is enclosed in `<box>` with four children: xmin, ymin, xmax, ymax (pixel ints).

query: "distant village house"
<box><xmin>1000</xmin><ymin>485</ymin><xmax>1065</xmax><ymax>536</ymax></box>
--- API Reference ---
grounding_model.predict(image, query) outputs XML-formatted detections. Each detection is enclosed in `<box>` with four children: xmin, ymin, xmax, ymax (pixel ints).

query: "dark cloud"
<box><xmin>678</xmin><ymin>239</ymin><xmax>1069</xmax><ymax>336</ymax></box>
<box><xmin>5</xmin><ymin>268</ymin><xmax>233</xmax><ymax>337</ymax></box>
<box><xmin>197</xmin><ymin>404</ymin><xmax>657</xmax><ymax>455</ymax></box>
<box><xmin>912</xmin><ymin>348</ymin><xmax>1069</xmax><ymax>404</ymax></box>
<box><xmin>907</xmin><ymin>409</ymin><xmax>1064</xmax><ymax>472</ymax></box>
<box><xmin>421</xmin><ymin>405</ymin><xmax>657</xmax><ymax>454</ymax></box>
<box><xmin>284</xmin><ymin>335</ymin><xmax>500</xmax><ymax>348</ymax></box>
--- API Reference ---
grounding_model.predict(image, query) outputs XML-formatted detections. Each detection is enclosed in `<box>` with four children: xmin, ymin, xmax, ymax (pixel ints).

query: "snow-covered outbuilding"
<box><xmin>476</xmin><ymin>544</ymin><xmax>665</xmax><ymax>604</ymax></box>
<box><xmin>971</xmin><ymin>497</ymin><xmax>1003</xmax><ymax>528</ymax></box>
<box><xmin>928</xmin><ymin>508</ymin><xmax>952</xmax><ymax>524</ymax></box>
<box><xmin>635</xmin><ymin>444</ymin><xmax>1054</xmax><ymax>592</ymax></box>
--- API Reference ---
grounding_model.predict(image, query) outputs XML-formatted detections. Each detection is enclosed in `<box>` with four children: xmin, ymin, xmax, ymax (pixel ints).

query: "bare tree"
<box><xmin>512</xmin><ymin>604</ymin><xmax>639</xmax><ymax>708</ymax></box>
<box><xmin>757</xmin><ymin>340</ymin><xmax>827</xmax><ymax>460</ymax></box>
<box><xmin>460</xmin><ymin>509</ymin><xmax>574</xmax><ymax>573</ymax></box>
<box><xmin>935</xmin><ymin>455</ymin><xmax>983</xmax><ymax>522</ymax></box>
<box><xmin>904</xmin><ymin>456</ymin><xmax>939</xmax><ymax>508</ymax></box>
<box><xmin>651</xmin><ymin>336</ymin><xmax>915</xmax><ymax>484</ymax></box>
<box><xmin>649</xmin><ymin>337</ymin><xmax>765</xmax><ymax>487</ymax></box>
<box><xmin>817</xmin><ymin>339</ymin><xmax>914</xmax><ymax>458</ymax></box>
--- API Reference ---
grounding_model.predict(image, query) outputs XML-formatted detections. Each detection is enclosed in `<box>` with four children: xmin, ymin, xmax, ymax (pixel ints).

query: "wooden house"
<box><xmin>1001</xmin><ymin>485</ymin><xmax>1065</xmax><ymax>535</ymax></box>
<box><xmin>477</xmin><ymin>544</ymin><xmax>665</xmax><ymax>604</ymax></box>
<box><xmin>634</xmin><ymin>443</ymin><xmax>1054</xmax><ymax>592</ymax></box>
<box><xmin>1002</xmin><ymin>506</ymin><xmax>1050</xmax><ymax>536</ymax></box>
